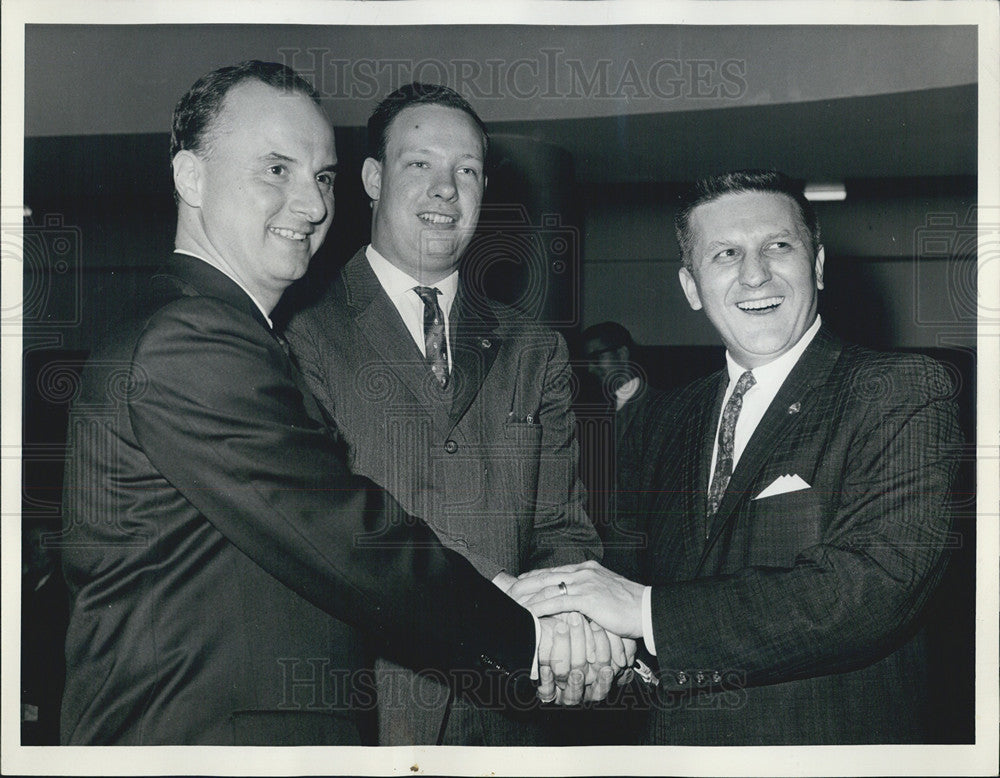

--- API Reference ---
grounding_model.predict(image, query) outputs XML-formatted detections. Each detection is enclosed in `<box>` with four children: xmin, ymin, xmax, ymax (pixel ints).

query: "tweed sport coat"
<box><xmin>286</xmin><ymin>248</ymin><xmax>600</xmax><ymax>743</ymax></box>
<box><xmin>58</xmin><ymin>254</ymin><xmax>537</xmax><ymax>745</ymax></box>
<box><xmin>614</xmin><ymin>326</ymin><xmax>961</xmax><ymax>744</ymax></box>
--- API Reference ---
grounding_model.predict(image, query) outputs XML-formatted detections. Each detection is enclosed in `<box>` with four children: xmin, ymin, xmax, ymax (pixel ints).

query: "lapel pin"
<box><xmin>787</xmin><ymin>402</ymin><xmax>801</xmax><ymax>414</ymax></box>
<box><xmin>480</xmin><ymin>338</ymin><xmax>491</xmax><ymax>349</ymax></box>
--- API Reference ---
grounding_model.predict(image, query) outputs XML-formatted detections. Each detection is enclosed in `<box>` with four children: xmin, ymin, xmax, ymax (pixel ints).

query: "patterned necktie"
<box><xmin>706</xmin><ymin>370</ymin><xmax>756</xmax><ymax>525</ymax></box>
<box><xmin>413</xmin><ymin>286</ymin><xmax>449</xmax><ymax>388</ymax></box>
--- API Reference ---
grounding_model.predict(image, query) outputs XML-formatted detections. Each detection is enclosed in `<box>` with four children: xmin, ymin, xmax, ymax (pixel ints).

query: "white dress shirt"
<box><xmin>365</xmin><ymin>245</ymin><xmax>458</xmax><ymax>369</ymax></box>
<box><xmin>642</xmin><ymin>316</ymin><xmax>823</xmax><ymax>655</ymax></box>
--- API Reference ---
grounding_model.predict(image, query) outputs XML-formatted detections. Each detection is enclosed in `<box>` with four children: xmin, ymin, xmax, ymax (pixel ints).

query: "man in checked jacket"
<box><xmin>513</xmin><ymin>169</ymin><xmax>962</xmax><ymax>744</ymax></box>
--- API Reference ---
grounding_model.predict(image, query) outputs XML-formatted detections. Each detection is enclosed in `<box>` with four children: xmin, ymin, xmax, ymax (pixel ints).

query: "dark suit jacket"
<box><xmin>58</xmin><ymin>254</ymin><xmax>536</xmax><ymax>745</ymax></box>
<box><xmin>286</xmin><ymin>248</ymin><xmax>600</xmax><ymax>743</ymax></box>
<box><xmin>614</xmin><ymin>379</ymin><xmax>666</xmax><ymax>453</ymax></box>
<box><xmin>617</xmin><ymin>327</ymin><xmax>961</xmax><ymax>744</ymax></box>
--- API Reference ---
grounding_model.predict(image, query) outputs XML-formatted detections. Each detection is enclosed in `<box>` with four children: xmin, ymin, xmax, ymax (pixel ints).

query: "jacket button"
<box><xmin>480</xmin><ymin>338</ymin><xmax>491</xmax><ymax>349</ymax></box>
<box><xmin>712</xmin><ymin>671</ymin><xmax>722</xmax><ymax>684</ymax></box>
<box><xmin>695</xmin><ymin>672</ymin><xmax>706</xmax><ymax>685</ymax></box>
<box><xmin>444</xmin><ymin>440</ymin><xmax>458</xmax><ymax>454</ymax></box>
<box><xmin>675</xmin><ymin>671</ymin><xmax>688</xmax><ymax>685</ymax></box>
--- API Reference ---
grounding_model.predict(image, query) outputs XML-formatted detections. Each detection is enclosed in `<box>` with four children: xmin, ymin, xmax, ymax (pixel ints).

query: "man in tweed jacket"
<box><xmin>286</xmin><ymin>83</ymin><xmax>605</xmax><ymax>745</ymax></box>
<box><xmin>513</xmin><ymin>170</ymin><xmax>961</xmax><ymax>744</ymax></box>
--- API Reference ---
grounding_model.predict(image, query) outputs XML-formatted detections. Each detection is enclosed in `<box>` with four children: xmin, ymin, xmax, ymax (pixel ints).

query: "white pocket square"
<box><xmin>754</xmin><ymin>474</ymin><xmax>811</xmax><ymax>500</ymax></box>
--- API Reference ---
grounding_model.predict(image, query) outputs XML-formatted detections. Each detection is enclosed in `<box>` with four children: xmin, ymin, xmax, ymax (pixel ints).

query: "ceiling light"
<box><xmin>804</xmin><ymin>183</ymin><xmax>846</xmax><ymax>202</ymax></box>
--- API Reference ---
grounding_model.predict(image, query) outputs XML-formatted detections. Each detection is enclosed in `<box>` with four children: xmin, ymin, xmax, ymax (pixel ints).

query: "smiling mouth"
<box><xmin>737</xmin><ymin>296</ymin><xmax>783</xmax><ymax>312</ymax></box>
<box><xmin>269</xmin><ymin>226</ymin><xmax>310</xmax><ymax>241</ymax></box>
<box><xmin>418</xmin><ymin>212</ymin><xmax>457</xmax><ymax>225</ymax></box>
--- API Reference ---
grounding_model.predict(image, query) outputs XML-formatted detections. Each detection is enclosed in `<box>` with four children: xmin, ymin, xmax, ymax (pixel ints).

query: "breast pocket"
<box><xmin>745</xmin><ymin>487</ymin><xmax>825</xmax><ymax>568</ymax></box>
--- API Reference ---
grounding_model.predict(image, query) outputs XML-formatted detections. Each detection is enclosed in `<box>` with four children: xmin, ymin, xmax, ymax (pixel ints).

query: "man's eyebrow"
<box><xmin>262</xmin><ymin>151</ymin><xmax>295</xmax><ymax>164</ymax></box>
<box><xmin>403</xmin><ymin>148</ymin><xmax>483</xmax><ymax>161</ymax></box>
<box><xmin>261</xmin><ymin>152</ymin><xmax>339</xmax><ymax>173</ymax></box>
<box><xmin>763</xmin><ymin>230</ymin><xmax>800</xmax><ymax>241</ymax></box>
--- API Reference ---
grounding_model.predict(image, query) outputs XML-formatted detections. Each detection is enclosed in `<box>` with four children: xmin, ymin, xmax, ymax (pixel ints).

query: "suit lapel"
<box><xmin>162</xmin><ymin>253</ymin><xmax>271</xmax><ymax>331</ymax></box>
<box><xmin>643</xmin><ymin>373</ymin><xmax>724</xmax><ymax>582</ymax></box>
<box><xmin>696</xmin><ymin>375</ymin><xmax>728</xmax><ymax>522</ymax></box>
<box><xmin>342</xmin><ymin>251</ymin><xmax>452</xmax><ymax>429</ymax></box>
<box><xmin>679</xmin><ymin>373</ymin><xmax>726</xmax><ymax>573</ymax></box>
<box><xmin>446</xmin><ymin>288</ymin><xmax>501</xmax><ymax>431</ymax></box>
<box><xmin>702</xmin><ymin>328</ymin><xmax>843</xmax><ymax>555</ymax></box>
<box><xmin>162</xmin><ymin>253</ymin><xmax>328</xmax><ymax>425</ymax></box>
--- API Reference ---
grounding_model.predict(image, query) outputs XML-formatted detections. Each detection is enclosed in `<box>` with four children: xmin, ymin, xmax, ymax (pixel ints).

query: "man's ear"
<box><xmin>678</xmin><ymin>265</ymin><xmax>703</xmax><ymax>311</ymax></box>
<box><xmin>814</xmin><ymin>245</ymin><xmax>826</xmax><ymax>290</ymax></box>
<box><xmin>361</xmin><ymin>157</ymin><xmax>382</xmax><ymax>201</ymax></box>
<box><xmin>172</xmin><ymin>150</ymin><xmax>203</xmax><ymax>208</ymax></box>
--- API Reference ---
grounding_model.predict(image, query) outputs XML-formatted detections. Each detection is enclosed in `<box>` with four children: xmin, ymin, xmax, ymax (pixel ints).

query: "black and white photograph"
<box><xmin>2</xmin><ymin>1</ymin><xmax>997</xmax><ymax>776</ymax></box>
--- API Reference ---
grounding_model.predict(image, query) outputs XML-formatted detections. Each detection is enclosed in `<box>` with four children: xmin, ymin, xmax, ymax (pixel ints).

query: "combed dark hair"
<box><xmin>674</xmin><ymin>170</ymin><xmax>821</xmax><ymax>269</ymax></box>
<box><xmin>366</xmin><ymin>82</ymin><xmax>488</xmax><ymax>162</ymax></box>
<box><xmin>582</xmin><ymin>321</ymin><xmax>634</xmax><ymax>352</ymax></box>
<box><xmin>170</xmin><ymin>60</ymin><xmax>321</xmax><ymax>161</ymax></box>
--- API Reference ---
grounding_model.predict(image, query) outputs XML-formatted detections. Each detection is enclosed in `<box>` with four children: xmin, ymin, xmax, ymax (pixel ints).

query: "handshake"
<box><xmin>502</xmin><ymin>561</ymin><xmax>647</xmax><ymax>705</ymax></box>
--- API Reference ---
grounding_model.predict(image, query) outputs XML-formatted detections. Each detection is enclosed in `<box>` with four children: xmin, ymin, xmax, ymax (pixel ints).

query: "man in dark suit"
<box><xmin>582</xmin><ymin>321</ymin><xmax>665</xmax><ymax>454</ymax></box>
<box><xmin>285</xmin><ymin>83</ymin><xmax>616</xmax><ymax>745</ymax></box>
<box><xmin>579</xmin><ymin>321</ymin><xmax>665</xmax><ymax>556</ymax></box>
<box><xmin>57</xmin><ymin>61</ymin><xmax>602</xmax><ymax>746</ymax></box>
<box><xmin>513</xmin><ymin>170</ymin><xmax>961</xmax><ymax>744</ymax></box>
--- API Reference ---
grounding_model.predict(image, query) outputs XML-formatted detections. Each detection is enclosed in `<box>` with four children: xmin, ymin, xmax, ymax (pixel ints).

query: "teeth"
<box><xmin>418</xmin><ymin>213</ymin><xmax>456</xmax><ymax>225</ymax></box>
<box><xmin>737</xmin><ymin>296</ymin><xmax>783</xmax><ymax>311</ymax></box>
<box><xmin>269</xmin><ymin>227</ymin><xmax>308</xmax><ymax>240</ymax></box>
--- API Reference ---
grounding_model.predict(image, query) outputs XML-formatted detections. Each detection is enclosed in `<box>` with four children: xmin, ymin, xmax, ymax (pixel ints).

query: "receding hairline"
<box><xmin>196</xmin><ymin>78</ymin><xmax>331</xmax><ymax>157</ymax></box>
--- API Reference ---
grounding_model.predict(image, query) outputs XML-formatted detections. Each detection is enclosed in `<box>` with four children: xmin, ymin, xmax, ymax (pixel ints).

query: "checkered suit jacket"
<box><xmin>617</xmin><ymin>326</ymin><xmax>961</xmax><ymax>744</ymax></box>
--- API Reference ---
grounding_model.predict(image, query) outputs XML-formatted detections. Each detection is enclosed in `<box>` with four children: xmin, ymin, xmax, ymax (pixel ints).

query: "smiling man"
<box><xmin>512</xmin><ymin>170</ymin><xmax>962</xmax><ymax>744</ymax></box>
<box><xmin>286</xmin><ymin>83</ymin><xmax>609</xmax><ymax>745</ymax></box>
<box><xmin>58</xmin><ymin>63</ymin><xmax>576</xmax><ymax>746</ymax></box>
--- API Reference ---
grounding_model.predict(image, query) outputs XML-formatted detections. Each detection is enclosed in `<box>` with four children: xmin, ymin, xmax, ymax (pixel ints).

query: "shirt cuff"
<box><xmin>530</xmin><ymin>612</ymin><xmax>541</xmax><ymax>680</ymax></box>
<box><xmin>642</xmin><ymin>585</ymin><xmax>657</xmax><ymax>656</ymax></box>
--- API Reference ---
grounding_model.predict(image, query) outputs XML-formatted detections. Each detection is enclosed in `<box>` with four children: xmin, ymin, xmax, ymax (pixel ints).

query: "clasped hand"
<box><xmin>517</xmin><ymin>561</ymin><xmax>645</xmax><ymax>705</ymax></box>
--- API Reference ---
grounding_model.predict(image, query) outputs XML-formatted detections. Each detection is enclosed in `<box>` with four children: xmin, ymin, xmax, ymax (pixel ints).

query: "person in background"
<box><xmin>583</xmin><ymin>320</ymin><xmax>665</xmax><ymax>452</ymax></box>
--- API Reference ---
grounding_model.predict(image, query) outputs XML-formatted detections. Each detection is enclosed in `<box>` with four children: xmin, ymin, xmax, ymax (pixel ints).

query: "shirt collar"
<box><xmin>365</xmin><ymin>245</ymin><xmax>459</xmax><ymax>315</ymax></box>
<box><xmin>725</xmin><ymin>315</ymin><xmax>822</xmax><ymax>388</ymax></box>
<box><xmin>173</xmin><ymin>248</ymin><xmax>274</xmax><ymax>329</ymax></box>
<box><xmin>615</xmin><ymin>375</ymin><xmax>642</xmax><ymax>405</ymax></box>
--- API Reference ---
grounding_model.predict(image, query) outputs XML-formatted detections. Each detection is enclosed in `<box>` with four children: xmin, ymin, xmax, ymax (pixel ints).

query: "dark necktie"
<box><xmin>706</xmin><ymin>370</ymin><xmax>756</xmax><ymax>527</ymax></box>
<box><xmin>413</xmin><ymin>286</ymin><xmax>449</xmax><ymax>388</ymax></box>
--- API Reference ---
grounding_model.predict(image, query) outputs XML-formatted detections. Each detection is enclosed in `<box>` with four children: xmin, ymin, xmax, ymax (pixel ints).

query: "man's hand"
<box><xmin>510</xmin><ymin>560</ymin><xmax>645</xmax><ymax>639</ymax></box>
<box><xmin>534</xmin><ymin>612</ymin><xmax>636</xmax><ymax>704</ymax></box>
<box><xmin>537</xmin><ymin>613</ymin><xmax>588</xmax><ymax>705</ymax></box>
<box><xmin>492</xmin><ymin>570</ymin><xmax>517</xmax><ymax>593</ymax></box>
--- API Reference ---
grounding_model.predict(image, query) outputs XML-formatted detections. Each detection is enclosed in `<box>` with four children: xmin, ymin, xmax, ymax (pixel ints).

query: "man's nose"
<box><xmin>290</xmin><ymin>178</ymin><xmax>329</xmax><ymax>223</ymax></box>
<box><xmin>739</xmin><ymin>250</ymin><xmax>771</xmax><ymax>287</ymax></box>
<box><xmin>429</xmin><ymin>171</ymin><xmax>458</xmax><ymax>201</ymax></box>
